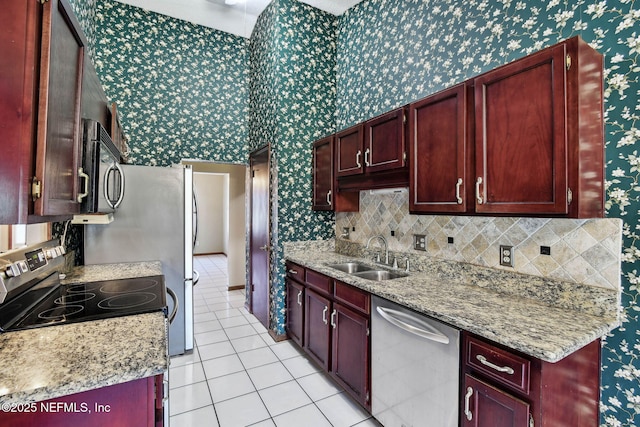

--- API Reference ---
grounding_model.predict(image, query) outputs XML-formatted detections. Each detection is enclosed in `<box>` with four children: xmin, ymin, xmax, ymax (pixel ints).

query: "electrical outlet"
<box><xmin>414</xmin><ymin>234</ymin><xmax>427</xmax><ymax>251</ymax></box>
<box><xmin>499</xmin><ymin>245</ymin><xmax>514</xmax><ymax>267</ymax></box>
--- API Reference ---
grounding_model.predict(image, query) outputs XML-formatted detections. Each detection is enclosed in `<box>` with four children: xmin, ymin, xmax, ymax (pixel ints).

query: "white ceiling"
<box><xmin>115</xmin><ymin>0</ymin><xmax>365</xmax><ymax>38</ymax></box>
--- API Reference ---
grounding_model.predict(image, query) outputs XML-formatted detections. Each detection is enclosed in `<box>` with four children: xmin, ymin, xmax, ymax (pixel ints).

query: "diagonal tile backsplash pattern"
<box><xmin>336</xmin><ymin>190</ymin><xmax>622</xmax><ymax>290</ymax></box>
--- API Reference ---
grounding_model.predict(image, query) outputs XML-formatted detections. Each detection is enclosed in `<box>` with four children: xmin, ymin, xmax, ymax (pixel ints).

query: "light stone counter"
<box><xmin>285</xmin><ymin>242</ymin><xmax>620</xmax><ymax>363</ymax></box>
<box><xmin>0</xmin><ymin>262</ymin><xmax>168</xmax><ymax>405</ymax></box>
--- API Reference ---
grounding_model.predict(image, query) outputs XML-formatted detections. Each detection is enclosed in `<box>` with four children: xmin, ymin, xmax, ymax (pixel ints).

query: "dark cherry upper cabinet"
<box><xmin>474</xmin><ymin>36</ymin><xmax>604</xmax><ymax>217</ymax></box>
<box><xmin>409</xmin><ymin>83</ymin><xmax>473</xmax><ymax>214</ymax></box>
<box><xmin>312</xmin><ymin>136</ymin><xmax>358</xmax><ymax>212</ymax></box>
<box><xmin>335</xmin><ymin>124</ymin><xmax>364</xmax><ymax>177</ymax></box>
<box><xmin>336</xmin><ymin>109</ymin><xmax>409</xmax><ymax>191</ymax></box>
<box><xmin>34</xmin><ymin>0</ymin><xmax>87</xmax><ymax>217</ymax></box>
<box><xmin>364</xmin><ymin>108</ymin><xmax>407</xmax><ymax>173</ymax></box>
<box><xmin>1</xmin><ymin>0</ymin><xmax>87</xmax><ymax>223</ymax></box>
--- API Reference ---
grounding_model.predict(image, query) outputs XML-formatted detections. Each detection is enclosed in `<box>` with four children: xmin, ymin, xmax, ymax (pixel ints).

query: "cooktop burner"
<box><xmin>0</xmin><ymin>275</ymin><xmax>167</xmax><ymax>331</ymax></box>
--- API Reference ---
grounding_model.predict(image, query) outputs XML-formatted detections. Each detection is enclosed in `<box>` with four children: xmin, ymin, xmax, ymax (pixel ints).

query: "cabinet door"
<box><xmin>474</xmin><ymin>43</ymin><xmax>568</xmax><ymax>215</ymax></box>
<box><xmin>34</xmin><ymin>0</ymin><xmax>87</xmax><ymax>216</ymax></box>
<box><xmin>462</xmin><ymin>375</ymin><xmax>530</xmax><ymax>427</ymax></box>
<box><xmin>335</xmin><ymin>124</ymin><xmax>364</xmax><ymax>177</ymax></box>
<box><xmin>409</xmin><ymin>84</ymin><xmax>470</xmax><ymax>213</ymax></box>
<box><xmin>286</xmin><ymin>278</ymin><xmax>305</xmax><ymax>347</ymax></box>
<box><xmin>364</xmin><ymin>108</ymin><xmax>406</xmax><ymax>173</ymax></box>
<box><xmin>304</xmin><ymin>289</ymin><xmax>332</xmax><ymax>370</ymax></box>
<box><xmin>331</xmin><ymin>302</ymin><xmax>370</xmax><ymax>408</ymax></box>
<box><xmin>0</xmin><ymin>0</ymin><xmax>40</xmax><ymax>223</ymax></box>
<box><xmin>312</xmin><ymin>136</ymin><xmax>334</xmax><ymax>210</ymax></box>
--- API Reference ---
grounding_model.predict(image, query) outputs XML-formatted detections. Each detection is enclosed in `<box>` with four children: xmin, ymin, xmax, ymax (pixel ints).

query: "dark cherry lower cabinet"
<box><xmin>285</xmin><ymin>278</ymin><xmax>304</xmax><ymax>347</ymax></box>
<box><xmin>462</xmin><ymin>333</ymin><xmax>600</xmax><ymax>427</ymax></box>
<box><xmin>286</xmin><ymin>263</ymin><xmax>371</xmax><ymax>410</ymax></box>
<box><xmin>0</xmin><ymin>376</ymin><xmax>164</xmax><ymax>427</ymax></box>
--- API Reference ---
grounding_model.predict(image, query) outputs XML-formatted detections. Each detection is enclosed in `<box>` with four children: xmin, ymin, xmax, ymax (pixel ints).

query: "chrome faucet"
<box><xmin>366</xmin><ymin>235</ymin><xmax>389</xmax><ymax>265</ymax></box>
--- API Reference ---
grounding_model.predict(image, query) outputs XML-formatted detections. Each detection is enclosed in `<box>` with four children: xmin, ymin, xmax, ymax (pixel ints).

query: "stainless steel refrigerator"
<box><xmin>84</xmin><ymin>164</ymin><xmax>194</xmax><ymax>356</ymax></box>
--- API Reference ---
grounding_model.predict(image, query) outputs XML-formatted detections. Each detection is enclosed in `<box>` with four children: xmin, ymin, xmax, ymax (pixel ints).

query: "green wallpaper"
<box><xmin>335</xmin><ymin>1</ymin><xmax>639</xmax><ymax>425</ymax></box>
<box><xmin>93</xmin><ymin>0</ymin><xmax>249</xmax><ymax>166</ymax></box>
<box><xmin>67</xmin><ymin>0</ymin><xmax>640</xmax><ymax>424</ymax></box>
<box><xmin>249</xmin><ymin>0</ymin><xmax>337</xmax><ymax>333</ymax></box>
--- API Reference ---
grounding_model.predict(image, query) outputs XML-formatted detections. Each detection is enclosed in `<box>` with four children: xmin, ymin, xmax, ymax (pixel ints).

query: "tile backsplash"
<box><xmin>336</xmin><ymin>190</ymin><xmax>622</xmax><ymax>290</ymax></box>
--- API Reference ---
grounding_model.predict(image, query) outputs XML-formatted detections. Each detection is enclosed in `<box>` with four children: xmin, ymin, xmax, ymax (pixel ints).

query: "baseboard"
<box><xmin>228</xmin><ymin>285</ymin><xmax>244</xmax><ymax>291</ymax></box>
<box><xmin>268</xmin><ymin>329</ymin><xmax>287</xmax><ymax>343</ymax></box>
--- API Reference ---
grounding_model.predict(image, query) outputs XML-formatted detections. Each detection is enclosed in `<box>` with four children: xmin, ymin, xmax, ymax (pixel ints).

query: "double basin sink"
<box><xmin>326</xmin><ymin>262</ymin><xmax>408</xmax><ymax>281</ymax></box>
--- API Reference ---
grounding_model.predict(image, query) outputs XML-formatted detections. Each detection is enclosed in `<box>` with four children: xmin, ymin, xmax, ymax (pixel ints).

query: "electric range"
<box><xmin>0</xmin><ymin>240</ymin><xmax>167</xmax><ymax>332</ymax></box>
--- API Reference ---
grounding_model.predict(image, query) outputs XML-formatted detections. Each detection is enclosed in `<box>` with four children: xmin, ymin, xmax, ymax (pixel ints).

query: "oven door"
<box><xmin>82</xmin><ymin>120</ymin><xmax>125</xmax><ymax>213</ymax></box>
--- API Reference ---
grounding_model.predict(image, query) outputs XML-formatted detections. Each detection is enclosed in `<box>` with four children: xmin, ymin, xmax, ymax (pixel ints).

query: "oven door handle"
<box><xmin>166</xmin><ymin>287</ymin><xmax>178</xmax><ymax>324</ymax></box>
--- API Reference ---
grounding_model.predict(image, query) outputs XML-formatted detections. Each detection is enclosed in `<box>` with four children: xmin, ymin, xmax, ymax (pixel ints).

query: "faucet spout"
<box><xmin>366</xmin><ymin>235</ymin><xmax>389</xmax><ymax>265</ymax></box>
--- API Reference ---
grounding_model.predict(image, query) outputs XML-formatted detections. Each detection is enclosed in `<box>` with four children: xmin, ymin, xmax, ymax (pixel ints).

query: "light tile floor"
<box><xmin>170</xmin><ymin>255</ymin><xmax>381</xmax><ymax>427</ymax></box>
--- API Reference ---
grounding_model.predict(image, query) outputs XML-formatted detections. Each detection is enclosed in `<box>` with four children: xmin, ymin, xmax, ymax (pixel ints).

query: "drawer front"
<box><xmin>334</xmin><ymin>281</ymin><xmax>370</xmax><ymax>314</ymax></box>
<box><xmin>286</xmin><ymin>262</ymin><xmax>305</xmax><ymax>282</ymax></box>
<box><xmin>466</xmin><ymin>336</ymin><xmax>530</xmax><ymax>395</ymax></box>
<box><xmin>305</xmin><ymin>269</ymin><xmax>333</xmax><ymax>295</ymax></box>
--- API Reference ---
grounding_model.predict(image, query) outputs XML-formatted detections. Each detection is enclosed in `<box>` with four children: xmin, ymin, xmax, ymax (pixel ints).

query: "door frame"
<box><xmin>248</xmin><ymin>144</ymin><xmax>271</xmax><ymax>328</ymax></box>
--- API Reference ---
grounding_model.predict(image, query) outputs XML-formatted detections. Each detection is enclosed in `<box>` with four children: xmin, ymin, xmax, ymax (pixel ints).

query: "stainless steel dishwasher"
<box><xmin>371</xmin><ymin>296</ymin><xmax>460</xmax><ymax>427</ymax></box>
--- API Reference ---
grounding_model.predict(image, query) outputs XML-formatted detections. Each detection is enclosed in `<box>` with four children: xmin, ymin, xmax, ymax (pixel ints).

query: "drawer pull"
<box><xmin>288</xmin><ymin>269</ymin><xmax>298</xmax><ymax>275</ymax></box>
<box><xmin>464</xmin><ymin>387</ymin><xmax>473</xmax><ymax>421</ymax></box>
<box><xmin>476</xmin><ymin>354</ymin><xmax>515</xmax><ymax>375</ymax></box>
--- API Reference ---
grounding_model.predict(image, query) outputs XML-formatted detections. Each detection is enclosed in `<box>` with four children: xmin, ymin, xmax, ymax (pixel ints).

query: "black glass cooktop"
<box><xmin>0</xmin><ymin>274</ymin><xmax>167</xmax><ymax>331</ymax></box>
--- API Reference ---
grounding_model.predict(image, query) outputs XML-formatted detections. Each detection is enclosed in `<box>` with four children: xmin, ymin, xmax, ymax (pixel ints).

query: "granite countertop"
<box><xmin>285</xmin><ymin>245</ymin><xmax>620</xmax><ymax>363</ymax></box>
<box><xmin>0</xmin><ymin>262</ymin><xmax>168</xmax><ymax>405</ymax></box>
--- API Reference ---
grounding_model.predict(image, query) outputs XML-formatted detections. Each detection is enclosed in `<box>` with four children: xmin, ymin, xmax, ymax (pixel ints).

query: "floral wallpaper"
<box><xmin>334</xmin><ymin>0</ymin><xmax>639</xmax><ymax>425</ymax></box>
<box><xmin>65</xmin><ymin>0</ymin><xmax>640</xmax><ymax>424</ymax></box>
<box><xmin>92</xmin><ymin>0</ymin><xmax>249</xmax><ymax>167</ymax></box>
<box><xmin>248</xmin><ymin>0</ymin><xmax>337</xmax><ymax>334</ymax></box>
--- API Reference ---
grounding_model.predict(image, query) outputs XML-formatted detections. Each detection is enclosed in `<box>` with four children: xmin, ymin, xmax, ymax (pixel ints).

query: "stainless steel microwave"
<box><xmin>80</xmin><ymin>119</ymin><xmax>125</xmax><ymax>213</ymax></box>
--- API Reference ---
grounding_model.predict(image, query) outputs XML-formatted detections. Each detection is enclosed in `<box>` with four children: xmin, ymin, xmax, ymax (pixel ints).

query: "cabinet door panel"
<box><xmin>365</xmin><ymin>109</ymin><xmax>405</xmax><ymax>173</ymax></box>
<box><xmin>304</xmin><ymin>289</ymin><xmax>331</xmax><ymax>370</ymax></box>
<box><xmin>335</xmin><ymin>124</ymin><xmax>364</xmax><ymax>177</ymax></box>
<box><xmin>312</xmin><ymin>136</ymin><xmax>333</xmax><ymax>210</ymax></box>
<box><xmin>331</xmin><ymin>303</ymin><xmax>370</xmax><ymax>408</ymax></box>
<box><xmin>474</xmin><ymin>43</ymin><xmax>567</xmax><ymax>214</ymax></box>
<box><xmin>410</xmin><ymin>84</ymin><xmax>469</xmax><ymax>213</ymax></box>
<box><xmin>34</xmin><ymin>0</ymin><xmax>86</xmax><ymax>216</ymax></box>
<box><xmin>286</xmin><ymin>279</ymin><xmax>304</xmax><ymax>347</ymax></box>
<box><xmin>463</xmin><ymin>375</ymin><xmax>530</xmax><ymax>427</ymax></box>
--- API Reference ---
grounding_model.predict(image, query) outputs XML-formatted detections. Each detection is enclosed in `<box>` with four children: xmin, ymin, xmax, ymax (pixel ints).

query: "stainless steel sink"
<box><xmin>352</xmin><ymin>270</ymin><xmax>408</xmax><ymax>281</ymax></box>
<box><xmin>326</xmin><ymin>262</ymin><xmax>374</xmax><ymax>274</ymax></box>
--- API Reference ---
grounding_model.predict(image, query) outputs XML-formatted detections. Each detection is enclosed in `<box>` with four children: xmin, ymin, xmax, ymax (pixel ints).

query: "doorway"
<box><xmin>249</xmin><ymin>146</ymin><xmax>270</xmax><ymax>329</ymax></box>
<box><xmin>182</xmin><ymin>160</ymin><xmax>247</xmax><ymax>291</ymax></box>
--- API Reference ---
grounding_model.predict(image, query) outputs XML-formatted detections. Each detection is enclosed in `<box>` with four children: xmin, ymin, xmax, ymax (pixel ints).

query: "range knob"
<box><xmin>5</xmin><ymin>263</ymin><xmax>21</xmax><ymax>278</ymax></box>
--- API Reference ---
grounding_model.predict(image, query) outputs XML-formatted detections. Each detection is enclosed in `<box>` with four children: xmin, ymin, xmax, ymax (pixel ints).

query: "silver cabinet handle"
<box><xmin>77</xmin><ymin>167</ymin><xmax>89</xmax><ymax>203</ymax></box>
<box><xmin>364</xmin><ymin>148</ymin><xmax>370</xmax><ymax>166</ymax></box>
<box><xmin>464</xmin><ymin>387</ymin><xmax>473</xmax><ymax>421</ymax></box>
<box><xmin>356</xmin><ymin>150</ymin><xmax>362</xmax><ymax>168</ymax></box>
<box><xmin>476</xmin><ymin>354</ymin><xmax>515</xmax><ymax>375</ymax></box>
<box><xmin>455</xmin><ymin>178</ymin><xmax>463</xmax><ymax>204</ymax></box>
<box><xmin>322</xmin><ymin>306</ymin><xmax>328</xmax><ymax>325</ymax></box>
<box><xmin>297</xmin><ymin>290</ymin><xmax>302</xmax><ymax>306</ymax></box>
<box><xmin>475</xmin><ymin>177</ymin><xmax>484</xmax><ymax>204</ymax></box>
<box><xmin>288</xmin><ymin>269</ymin><xmax>298</xmax><ymax>275</ymax></box>
<box><xmin>326</xmin><ymin>190</ymin><xmax>332</xmax><ymax>205</ymax></box>
<box><xmin>330</xmin><ymin>309</ymin><xmax>337</xmax><ymax>329</ymax></box>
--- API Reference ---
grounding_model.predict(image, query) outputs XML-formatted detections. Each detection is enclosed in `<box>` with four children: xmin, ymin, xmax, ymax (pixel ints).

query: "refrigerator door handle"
<box><xmin>166</xmin><ymin>287</ymin><xmax>179</xmax><ymax>324</ymax></box>
<box><xmin>192</xmin><ymin>270</ymin><xmax>200</xmax><ymax>287</ymax></box>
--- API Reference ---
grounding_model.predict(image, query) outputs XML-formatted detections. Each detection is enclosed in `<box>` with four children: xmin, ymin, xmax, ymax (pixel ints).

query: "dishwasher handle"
<box><xmin>376</xmin><ymin>306</ymin><xmax>450</xmax><ymax>344</ymax></box>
